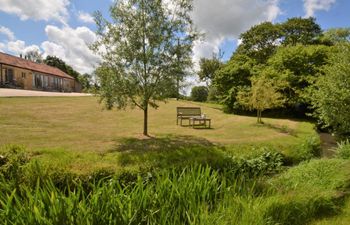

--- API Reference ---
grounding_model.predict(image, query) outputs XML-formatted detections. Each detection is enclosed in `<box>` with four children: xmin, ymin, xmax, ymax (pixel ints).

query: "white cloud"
<box><xmin>0</xmin><ymin>0</ymin><xmax>70</xmax><ymax>24</ymax></box>
<box><xmin>0</xmin><ymin>42</ymin><xmax>5</xmax><ymax>51</ymax></box>
<box><xmin>7</xmin><ymin>40</ymin><xmax>25</xmax><ymax>54</ymax></box>
<box><xmin>42</xmin><ymin>25</ymin><xmax>100</xmax><ymax>74</ymax></box>
<box><xmin>77</xmin><ymin>11</ymin><xmax>94</xmax><ymax>24</ymax></box>
<box><xmin>303</xmin><ymin>0</ymin><xmax>336</xmax><ymax>17</ymax></box>
<box><xmin>191</xmin><ymin>0</ymin><xmax>281</xmax><ymax>62</ymax></box>
<box><xmin>0</xmin><ymin>26</ymin><xmax>15</xmax><ymax>41</ymax></box>
<box><xmin>6</xmin><ymin>40</ymin><xmax>41</xmax><ymax>56</ymax></box>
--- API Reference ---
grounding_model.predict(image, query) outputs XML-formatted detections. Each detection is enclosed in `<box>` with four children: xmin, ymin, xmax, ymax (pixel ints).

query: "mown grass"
<box><xmin>0</xmin><ymin>97</ymin><xmax>318</xmax><ymax>173</ymax></box>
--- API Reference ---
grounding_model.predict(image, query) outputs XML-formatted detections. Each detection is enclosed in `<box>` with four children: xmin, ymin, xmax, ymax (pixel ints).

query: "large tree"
<box><xmin>310</xmin><ymin>44</ymin><xmax>350</xmax><ymax>136</ymax></box>
<box><xmin>92</xmin><ymin>0</ymin><xmax>197</xmax><ymax>136</ymax></box>
<box><xmin>213</xmin><ymin>54</ymin><xmax>255</xmax><ymax>112</ymax></box>
<box><xmin>267</xmin><ymin>44</ymin><xmax>330</xmax><ymax>106</ymax></box>
<box><xmin>236</xmin><ymin>22</ymin><xmax>283</xmax><ymax>64</ymax></box>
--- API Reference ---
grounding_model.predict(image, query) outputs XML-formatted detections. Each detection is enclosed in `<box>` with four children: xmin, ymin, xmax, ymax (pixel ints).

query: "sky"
<box><xmin>0</xmin><ymin>0</ymin><xmax>349</xmax><ymax>76</ymax></box>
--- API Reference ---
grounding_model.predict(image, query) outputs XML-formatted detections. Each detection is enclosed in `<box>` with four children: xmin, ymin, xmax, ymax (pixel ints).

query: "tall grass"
<box><xmin>335</xmin><ymin>139</ymin><xmax>350</xmax><ymax>159</ymax></box>
<box><xmin>0</xmin><ymin>165</ymin><xmax>262</xmax><ymax>225</ymax></box>
<box><xmin>1</xmin><ymin>146</ymin><xmax>349</xmax><ymax>225</ymax></box>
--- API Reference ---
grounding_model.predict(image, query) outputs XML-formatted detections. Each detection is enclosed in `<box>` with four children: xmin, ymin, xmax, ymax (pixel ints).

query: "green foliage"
<box><xmin>44</xmin><ymin>55</ymin><xmax>80</xmax><ymax>80</ymax></box>
<box><xmin>223</xmin><ymin>151</ymin><xmax>284</xmax><ymax>177</ymax></box>
<box><xmin>207</xmin><ymin>85</ymin><xmax>219</xmax><ymax>102</ymax></box>
<box><xmin>336</xmin><ymin>140</ymin><xmax>350</xmax><ymax>159</ymax></box>
<box><xmin>237</xmin><ymin>21</ymin><xmax>283</xmax><ymax>63</ymax></box>
<box><xmin>77</xmin><ymin>73</ymin><xmax>93</xmax><ymax>91</ymax></box>
<box><xmin>216</xmin><ymin>17</ymin><xmax>329</xmax><ymax>114</ymax></box>
<box><xmin>0</xmin><ymin>145</ymin><xmax>29</xmax><ymax>181</ymax></box>
<box><xmin>92</xmin><ymin>0</ymin><xmax>197</xmax><ymax>135</ymax></box>
<box><xmin>281</xmin><ymin>17</ymin><xmax>322</xmax><ymax>46</ymax></box>
<box><xmin>310</xmin><ymin>44</ymin><xmax>350</xmax><ymax>136</ymax></box>
<box><xmin>320</xmin><ymin>28</ymin><xmax>350</xmax><ymax>45</ymax></box>
<box><xmin>237</xmin><ymin>75</ymin><xmax>285</xmax><ymax>123</ymax></box>
<box><xmin>271</xmin><ymin>159</ymin><xmax>348</xmax><ymax>193</ymax></box>
<box><xmin>284</xmin><ymin>135</ymin><xmax>321</xmax><ymax>164</ymax></box>
<box><xmin>213</xmin><ymin>54</ymin><xmax>254</xmax><ymax>111</ymax></box>
<box><xmin>191</xmin><ymin>86</ymin><xmax>208</xmax><ymax>102</ymax></box>
<box><xmin>198</xmin><ymin>54</ymin><xmax>223</xmax><ymax>82</ymax></box>
<box><xmin>1</xmin><ymin>143</ymin><xmax>349</xmax><ymax>225</ymax></box>
<box><xmin>267</xmin><ymin>44</ymin><xmax>330</xmax><ymax>106</ymax></box>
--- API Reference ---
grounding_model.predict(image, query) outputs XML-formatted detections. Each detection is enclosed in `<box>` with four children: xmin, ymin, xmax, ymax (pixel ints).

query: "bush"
<box><xmin>191</xmin><ymin>86</ymin><xmax>208</xmax><ymax>102</ymax></box>
<box><xmin>0</xmin><ymin>145</ymin><xmax>29</xmax><ymax>181</ymax></box>
<box><xmin>222</xmin><ymin>150</ymin><xmax>284</xmax><ymax>177</ymax></box>
<box><xmin>336</xmin><ymin>140</ymin><xmax>350</xmax><ymax>159</ymax></box>
<box><xmin>284</xmin><ymin>135</ymin><xmax>321</xmax><ymax>164</ymax></box>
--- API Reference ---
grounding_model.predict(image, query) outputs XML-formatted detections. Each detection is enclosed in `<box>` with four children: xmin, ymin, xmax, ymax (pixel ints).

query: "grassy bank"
<box><xmin>0</xmin><ymin>147</ymin><xmax>349</xmax><ymax>225</ymax></box>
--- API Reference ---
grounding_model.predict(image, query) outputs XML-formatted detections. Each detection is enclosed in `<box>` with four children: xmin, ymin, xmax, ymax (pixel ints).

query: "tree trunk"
<box><xmin>176</xmin><ymin>76</ymin><xmax>180</xmax><ymax>101</ymax></box>
<box><xmin>257</xmin><ymin>110</ymin><xmax>262</xmax><ymax>124</ymax></box>
<box><xmin>143</xmin><ymin>105</ymin><xmax>148</xmax><ymax>136</ymax></box>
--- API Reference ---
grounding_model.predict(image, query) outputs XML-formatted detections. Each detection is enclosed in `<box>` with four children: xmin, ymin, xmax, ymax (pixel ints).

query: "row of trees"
<box><xmin>198</xmin><ymin>17</ymin><xmax>350</xmax><ymax>135</ymax></box>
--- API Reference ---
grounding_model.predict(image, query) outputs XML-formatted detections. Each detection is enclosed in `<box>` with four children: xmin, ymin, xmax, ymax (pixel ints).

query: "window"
<box><xmin>33</xmin><ymin>73</ymin><xmax>43</xmax><ymax>88</ymax></box>
<box><xmin>22</xmin><ymin>72</ymin><xmax>26</xmax><ymax>78</ymax></box>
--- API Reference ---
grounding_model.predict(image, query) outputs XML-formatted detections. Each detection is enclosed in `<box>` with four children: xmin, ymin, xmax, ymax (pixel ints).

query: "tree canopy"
<box><xmin>44</xmin><ymin>56</ymin><xmax>80</xmax><ymax>80</ymax></box>
<box><xmin>281</xmin><ymin>17</ymin><xmax>322</xmax><ymax>46</ymax></box>
<box><xmin>198</xmin><ymin>53</ymin><xmax>223</xmax><ymax>83</ymax></box>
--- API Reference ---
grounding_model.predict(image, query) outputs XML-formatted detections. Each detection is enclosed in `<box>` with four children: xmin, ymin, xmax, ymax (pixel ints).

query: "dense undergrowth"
<box><xmin>0</xmin><ymin>140</ymin><xmax>349</xmax><ymax>225</ymax></box>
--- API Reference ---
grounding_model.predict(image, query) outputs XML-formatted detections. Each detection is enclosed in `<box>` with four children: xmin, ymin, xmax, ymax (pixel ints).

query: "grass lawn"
<box><xmin>0</xmin><ymin>96</ymin><xmax>317</xmax><ymax>173</ymax></box>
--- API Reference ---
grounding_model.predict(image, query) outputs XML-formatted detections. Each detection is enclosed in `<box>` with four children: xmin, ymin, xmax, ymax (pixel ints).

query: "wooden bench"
<box><xmin>176</xmin><ymin>107</ymin><xmax>201</xmax><ymax>126</ymax></box>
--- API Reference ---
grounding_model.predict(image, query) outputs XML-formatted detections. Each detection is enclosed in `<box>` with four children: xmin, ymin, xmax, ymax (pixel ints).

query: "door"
<box><xmin>5</xmin><ymin>68</ymin><xmax>14</xmax><ymax>84</ymax></box>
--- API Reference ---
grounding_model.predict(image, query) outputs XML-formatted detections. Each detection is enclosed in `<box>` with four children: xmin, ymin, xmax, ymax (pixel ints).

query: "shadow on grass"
<box><xmin>258</xmin><ymin>123</ymin><xmax>298</xmax><ymax>137</ymax></box>
<box><xmin>109</xmin><ymin>135</ymin><xmax>226</xmax><ymax>168</ymax></box>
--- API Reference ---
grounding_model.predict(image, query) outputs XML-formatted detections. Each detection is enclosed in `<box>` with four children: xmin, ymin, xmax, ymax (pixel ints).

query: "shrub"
<box><xmin>222</xmin><ymin>150</ymin><xmax>284</xmax><ymax>177</ymax></box>
<box><xmin>336</xmin><ymin>140</ymin><xmax>350</xmax><ymax>159</ymax></box>
<box><xmin>0</xmin><ymin>145</ymin><xmax>29</xmax><ymax>181</ymax></box>
<box><xmin>284</xmin><ymin>135</ymin><xmax>321</xmax><ymax>164</ymax></box>
<box><xmin>191</xmin><ymin>86</ymin><xmax>208</xmax><ymax>102</ymax></box>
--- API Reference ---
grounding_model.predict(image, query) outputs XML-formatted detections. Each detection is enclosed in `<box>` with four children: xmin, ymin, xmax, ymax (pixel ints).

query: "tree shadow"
<box><xmin>108</xmin><ymin>135</ymin><xmax>226</xmax><ymax>168</ymax></box>
<box><xmin>257</xmin><ymin>123</ymin><xmax>298</xmax><ymax>137</ymax></box>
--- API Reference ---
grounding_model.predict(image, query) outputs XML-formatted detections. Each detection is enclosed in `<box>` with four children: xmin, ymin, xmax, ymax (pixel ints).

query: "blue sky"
<box><xmin>0</xmin><ymin>0</ymin><xmax>349</xmax><ymax>74</ymax></box>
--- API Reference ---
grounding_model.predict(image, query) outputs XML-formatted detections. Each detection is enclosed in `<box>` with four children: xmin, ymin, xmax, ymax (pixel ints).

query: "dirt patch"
<box><xmin>319</xmin><ymin>132</ymin><xmax>337</xmax><ymax>158</ymax></box>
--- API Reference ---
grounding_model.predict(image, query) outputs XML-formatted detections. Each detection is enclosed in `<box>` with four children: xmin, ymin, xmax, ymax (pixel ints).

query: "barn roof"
<box><xmin>0</xmin><ymin>52</ymin><xmax>74</xmax><ymax>80</ymax></box>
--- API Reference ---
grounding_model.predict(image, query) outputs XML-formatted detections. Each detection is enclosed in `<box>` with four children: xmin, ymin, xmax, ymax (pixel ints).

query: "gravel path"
<box><xmin>0</xmin><ymin>88</ymin><xmax>92</xmax><ymax>97</ymax></box>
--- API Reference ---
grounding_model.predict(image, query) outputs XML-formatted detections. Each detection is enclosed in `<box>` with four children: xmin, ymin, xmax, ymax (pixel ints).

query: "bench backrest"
<box><xmin>177</xmin><ymin>107</ymin><xmax>201</xmax><ymax>116</ymax></box>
